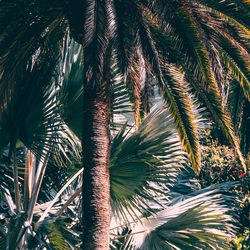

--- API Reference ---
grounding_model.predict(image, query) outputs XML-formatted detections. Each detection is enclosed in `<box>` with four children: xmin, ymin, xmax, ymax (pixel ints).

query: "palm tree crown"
<box><xmin>0</xmin><ymin>0</ymin><xmax>249</xmax><ymax>170</ymax></box>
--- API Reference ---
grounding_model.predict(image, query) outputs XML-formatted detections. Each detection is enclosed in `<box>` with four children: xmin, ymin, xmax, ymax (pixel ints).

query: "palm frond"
<box><xmin>127</xmin><ymin>65</ymin><xmax>142</xmax><ymax>130</ymax></box>
<box><xmin>162</xmin><ymin>66</ymin><xmax>201</xmax><ymax>174</ymax></box>
<box><xmin>113</xmin><ymin>0</ymin><xmax>138</xmax><ymax>76</ymax></box>
<box><xmin>228</xmin><ymin>79</ymin><xmax>245</xmax><ymax>133</ymax></box>
<box><xmin>0</xmin><ymin>18</ymin><xmax>68</xmax><ymax>159</ymax></box>
<box><xmin>198</xmin><ymin>0</ymin><xmax>250</xmax><ymax>27</ymax></box>
<box><xmin>149</xmin><ymin>9</ymin><xmax>248</xmax><ymax>169</ymax></box>
<box><xmin>110</xmin><ymin>60</ymin><xmax>132</xmax><ymax>116</ymax></box>
<box><xmin>0</xmin><ymin>1</ymin><xmax>65</xmax><ymax>111</ymax></box>
<box><xmin>135</xmin><ymin>6</ymin><xmax>164</xmax><ymax>89</ymax></box>
<box><xmin>5</xmin><ymin>213</ymin><xmax>28</xmax><ymax>249</ymax></box>
<box><xmin>35</xmin><ymin>168</ymin><xmax>83</xmax><ymax>224</ymax></box>
<box><xmin>111</xmin><ymin>187</ymin><xmax>237</xmax><ymax>250</ymax></box>
<box><xmin>83</xmin><ymin>0</ymin><xmax>112</xmax><ymax>90</ymax></box>
<box><xmin>35</xmin><ymin>217</ymin><xmax>79</xmax><ymax>249</ymax></box>
<box><xmin>149</xmin><ymin>10</ymin><xmax>247</xmax><ymax>170</ymax></box>
<box><xmin>110</xmin><ymin>58</ymin><xmax>134</xmax><ymax>131</ymax></box>
<box><xmin>240</xmin><ymin>100</ymin><xmax>250</xmax><ymax>156</ymax></box>
<box><xmin>185</xmin><ymin>72</ymin><xmax>246</xmax><ymax>171</ymax></box>
<box><xmin>214</xmin><ymin>42</ymin><xmax>250</xmax><ymax>101</ymax></box>
<box><xmin>201</xmin><ymin>4</ymin><xmax>250</xmax><ymax>39</ymax></box>
<box><xmin>151</xmin><ymin>1</ymin><xmax>216</xmax><ymax>88</ymax></box>
<box><xmin>110</xmin><ymin>104</ymin><xmax>187</xmax><ymax>222</ymax></box>
<box><xmin>44</xmin><ymin>221</ymin><xmax>72</xmax><ymax>250</ymax></box>
<box><xmin>148</xmin><ymin>3</ymin><xmax>245</xmax><ymax>172</ymax></box>
<box><xmin>58</xmin><ymin>35</ymin><xmax>84</xmax><ymax>139</ymax></box>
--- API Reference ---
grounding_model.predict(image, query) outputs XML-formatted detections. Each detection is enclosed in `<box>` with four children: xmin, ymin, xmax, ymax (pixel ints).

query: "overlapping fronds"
<box><xmin>201</xmin><ymin>4</ymin><xmax>250</xmax><ymax>39</ymax></box>
<box><xmin>184</xmin><ymin>71</ymin><xmax>246</xmax><ymax>170</ymax></box>
<box><xmin>112</xmin><ymin>0</ymin><xmax>138</xmax><ymax>76</ymax></box>
<box><xmin>57</xmin><ymin>36</ymin><xmax>133</xmax><ymax>136</ymax></box>
<box><xmin>57</xmin><ymin>35</ymin><xmax>84</xmax><ymax>139</ymax></box>
<box><xmin>1</xmin><ymin>0</ymin><xmax>248</xmax><ymax>175</ymax></box>
<box><xmin>0</xmin><ymin>213</ymin><xmax>27</xmax><ymax>249</ymax></box>
<box><xmin>150</xmin><ymin>1</ymin><xmax>215</xmax><ymax>87</ymax></box>
<box><xmin>0</xmin><ymin>13</ymin><xmax>70</xmax><ymax>157</ymax></box>
<box><xmin>0</xmin><ymin>0</ymin><xmax>249</xmax><ymax>248</ymax></box>
<box><xmin>110</xmin><ymin>58</ymin><xmax>134</xmax><ymax>131</ymax></box>
<box><xmin>198</xmin><ymin>0</ymin><xmax>250</xmax><ymax>27</ymax></box>
<box><xmin>82</xmin><ymin>0</ymin><xmax>113</xmax><ymax>90</ymax></box>
<box><xmin>110</xmin><ymin>104</ymin><xmax>187</xmax><ymax>222</ymax></box>
<box><xmin>110</xmin><ymin>187</ymin><xmax>237</xmax><ymax>250</ymax></box>
<box><xmin>111</xmin><ymin>68</ymin><xmax>132</xmax><ymax>116</ymax></box>
<box><xmin>147</xmin><ymin>0</ymin><xmax>249</xmax><ymax>170</ymax></box>
<box><xmin>214</xmin><ymin>41</ymin><xmax>250</xmax><ymax>101</ymax></box>
<box><xmin>0</xmin><ymin>0</ymin><xmax>65</xmax><ymax>111</ymax></box>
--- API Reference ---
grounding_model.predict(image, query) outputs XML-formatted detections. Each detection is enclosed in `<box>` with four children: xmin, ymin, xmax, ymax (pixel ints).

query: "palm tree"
<box><xmin>0</xmin><ymin>103</ymin><xmax>238</xmax><ymax>249</ymax></box>
<box><xmin>0</xmin><ymin>0</ymin><xmax>249</xmax><ymax>248</ymax></box>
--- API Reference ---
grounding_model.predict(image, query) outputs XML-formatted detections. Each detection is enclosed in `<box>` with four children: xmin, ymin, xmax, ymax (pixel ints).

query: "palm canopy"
<box><xmin>1</xmin><ymin>0</ymin><xmax>249</xmax><ymax>173</ymax></box>
<box><xmin>0</xmin><ymin>1</ymin><xmax>249</xmax><ymax>247</ymax></box>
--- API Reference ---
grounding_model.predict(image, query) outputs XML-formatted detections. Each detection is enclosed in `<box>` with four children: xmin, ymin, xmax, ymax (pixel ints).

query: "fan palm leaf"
<box><xmin>111</xmin><ymin>187</ymin><xmax>237</xmax><ymax>250</ymax></box>
<box><xmin>110</xmin><ymin>104</ymin><xmax>187</xmax><ymax>222</ymax></box>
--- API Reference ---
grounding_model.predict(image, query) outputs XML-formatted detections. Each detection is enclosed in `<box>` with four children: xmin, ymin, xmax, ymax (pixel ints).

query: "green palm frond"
<box><xmin>0</xmin><ymin>1</ymin><xmax>249</xmax><ymax>248</ymax></box>
<box><xmin>45</xmin><ymin>222</ymin><xmax>72</xmax><ymax>250</ymax></box>
<box><xmin>147</xmin><ymin>2</ymin><xmax>246</xmax><ymax>172</ymax></box>
<box><xmin>201</xmin><ymin>4</ymin><xmax>250</xmax><ymax>39</ymax></box>
<box><xmin>4</xmin><ymin>213</ymin><xmax>28</xmax><ymax>249</ymax></box>
<box><xmin>185</xmin><ymin>71</ymin><xmax>246</xmax><ymax>171</ymax></box>
<box><xmin>162</xmin><ymin>66</ymin><xmax>201</xmax><ymax>174</ymax></box>
<box><xmin>151</xmin><ymin>1</ymin><xmax>216</xmax><ymax>87</ymax></box>
<box><xmin>227</xmin><ymin>79</ymin><xmax>250</xmax><ymax>156</ymax></box>
<box><xmin>110</xmin><ymin>104</ymin><xmax>187</xmax><ymax>222</ymax></box>
<box><xmin>113</xmin><ymin>0</ymin><xmax>138</xmax><ymax>76</ymax></box>
<box><xmin>198</xmin><ymin>0</ymin><xmax>250</xmax><ymax>27</ymax></box>
<box><xmin>0</xmin><ymin>1</ymin><xmax>65</xmax><ymax>110</ymax></box>
<box><xmin>0</xmin><ymin>79</ymin><xmax>72</xmax><ymax>162</ymax></box>
<box><xmin>111</xmin><ymin>77</ymin><xmax>132</xmax><ymax>115</ymax></box>
<box><xmin>214</xmin><ymin>42</ymin><xmax>250</xmax><ymax>101</ymax></box>
<box><xmin>111</xmin><ymin>187</ymin><xmax>237</xmax><ymax>250</ymax></box>
<box><xmin>228</xmin><ymin>79</ymin><xmax>245</xmax><ymax>132</ymax></box>
<box><xmin>240</xmin><ymin>100</ymin><xmax>250</xmax><ymax>156</ymax></box>
<box><xmin>58</xmin><ymin>37</ymin><xmax>133</xmax><ymax>136</ymax></box>
<box><xmin>0</xmin><ymin>19</ymin><xmax>69</xmax><ymax>159</ymax></box>
<box><xmin>58</xmin><ymin>35</ymin><xmax>84</xmax><ymax>139</ymax></box>
<box><xmin>150</xmin><ymin>15</ymin><xmax>247</xmax><ymax>169</ymax></box>
<box><xmin>35</xmin><ymin>217</ymin><xmax>79</xmax><ymax>250</ymax></box>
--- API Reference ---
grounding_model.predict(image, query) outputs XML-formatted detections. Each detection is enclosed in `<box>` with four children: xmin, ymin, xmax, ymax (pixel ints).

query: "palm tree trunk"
<box><xmin>82</xmin><ymin>83</ymin><xmax>111</xmax><ymax>249</ymax></box>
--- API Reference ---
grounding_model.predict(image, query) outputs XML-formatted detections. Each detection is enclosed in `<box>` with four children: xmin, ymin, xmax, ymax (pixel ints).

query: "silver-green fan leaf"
<box><xmin>110</xmin><ymin>104</ymin><xmax>187</xmax><ymax>223</ymax></box>
<box><xmin>111</xmin><ymin>188</ymin><xmax>237</xmax><ymax>250</ymax></box>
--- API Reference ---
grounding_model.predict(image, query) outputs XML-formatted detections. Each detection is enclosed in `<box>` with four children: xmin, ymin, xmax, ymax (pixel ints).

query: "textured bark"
<box><xmin>82</xmin><ymin>84</ymin><xmax>111</xmax><ymax>249</ymax></box>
